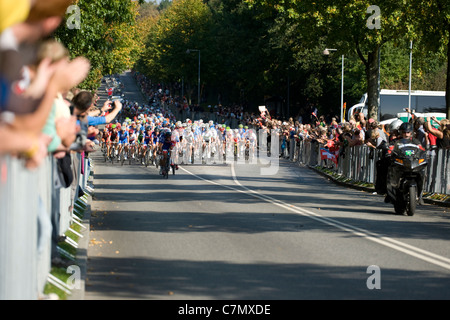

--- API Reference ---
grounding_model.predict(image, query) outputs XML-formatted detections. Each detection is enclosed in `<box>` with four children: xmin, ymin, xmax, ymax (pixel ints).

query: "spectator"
<box><xmin>425</xmin><ymin>116</ymin><xmax>450</xmax><ymax>149</ymax></box>
<box><xmin>30</xmin><ymin>40</ymin><xmax>78</xmax><ymax>156</ymax></box>
<box><xmin>0</xmin><ymin>0</ymin><xmax>89</xmax><ymax>167</ymax></box>
<box><xmin>413</xmin><ymin>117</ymin><xmax>428</xmax><ymax>149</ymax></box>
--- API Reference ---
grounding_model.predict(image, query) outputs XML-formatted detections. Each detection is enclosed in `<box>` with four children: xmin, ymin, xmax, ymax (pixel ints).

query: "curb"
<box><xmin>67</xmin><ymin>168</ymin><xmax>94</xmax><ymax>300</ymax></box>
<box><xmin>68</xmin><ymin>192</ymin><xmax>92</xmax><ymax>300</ymax></box>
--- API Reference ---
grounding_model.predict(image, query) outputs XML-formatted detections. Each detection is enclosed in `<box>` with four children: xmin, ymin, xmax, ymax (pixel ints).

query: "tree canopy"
<box><xmin>55</xmin><ymin>0</ymin><xmax>144</xmax><ymax>90</ymax></box>
<box><xmin>56</xmin><ymin>0</ymin><xmax>449</xmax><ymax>119</ymax></box>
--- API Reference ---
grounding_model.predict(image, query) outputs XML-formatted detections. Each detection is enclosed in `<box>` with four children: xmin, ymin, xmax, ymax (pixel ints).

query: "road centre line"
<box><xmin>178</xmin><ymin>164</ymin><xmax>450</xmax><ymax>272</ymax></box>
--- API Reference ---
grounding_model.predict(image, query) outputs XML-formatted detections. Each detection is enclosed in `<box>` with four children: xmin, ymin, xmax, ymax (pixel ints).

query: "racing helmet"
<box><xmin>389</xmin><ymin>119</ymin><xmax>403</xmax><ymax>132</ymax></box>
<box><xmin>399</xmin><ymin>122</ymin><xmax>413</xmax><ymax>133</ymax></box>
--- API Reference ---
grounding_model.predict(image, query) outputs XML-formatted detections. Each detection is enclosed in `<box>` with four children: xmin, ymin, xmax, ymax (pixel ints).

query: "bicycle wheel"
<box><xmin>120</xmin><ymin>149</ymin><xmax>125</xmax><ymax>166</ymax></box>
<box><xmin>110</xmin><ymin>146</ymin><xmax>115</xmax><ymax>164</ymax></box>
<box><xmin>165</xmin><ymin>164</ymin><xmax>169</xmax><ymax>179</ymax></box>
<box><xmin>145</xmin><ymin>150</ymin><xmax>149</xmax><ymax>167</ymax></box>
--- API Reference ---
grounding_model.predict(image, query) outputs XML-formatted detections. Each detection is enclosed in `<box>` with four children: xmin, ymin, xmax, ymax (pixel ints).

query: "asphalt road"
<box><xmin>84</xmin><ymin>72</ymin><xmax>450</xmax><ymax>300</ymax></box>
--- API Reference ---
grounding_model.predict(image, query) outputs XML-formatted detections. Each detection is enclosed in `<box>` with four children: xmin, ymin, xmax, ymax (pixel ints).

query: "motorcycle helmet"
<box><xmin>399</xmin><ymin>122</ymin><xmax>413</xmax><ymax>133</ymax></box>
<box><xmin>389</xmin><ymin>119</ymin><xmax>403</xmax><ymax>132</ymax></box>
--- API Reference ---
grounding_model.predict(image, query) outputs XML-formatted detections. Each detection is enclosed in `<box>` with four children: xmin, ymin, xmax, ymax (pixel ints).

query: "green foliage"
<box><xmin>55</xmin><ymin>0</ymin><xmax>141</xmax><ymax>91</ymax></box>
<box><xmin>54</xmin><ymin>0</ymin><xmax>449</xmax><ymax>118</ymax></box>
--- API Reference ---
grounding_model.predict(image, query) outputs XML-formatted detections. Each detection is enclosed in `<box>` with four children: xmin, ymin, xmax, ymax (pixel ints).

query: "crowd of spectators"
<box><xmin>248</xmin><ymin>106</ymin><xmax>450</xmax><ymax>161</ymax></box>
<box><xmin>0</xmin><ymin>0</ymin><xmax>124</xmax><ymax>270</ymax></box>
<box><xmin>134</xmin><ymin>71</ymin><xmax>450</xmax><ymax>160</ymax></box>
<box><xmin>139</xmin><ymin>78</ymin><xmax>450</xmax><ymax>160</ymax></box>
<box><xmin>0</xmin><ymin>0</ymin><xmax>126</xmax><ymax>166</ymax></box>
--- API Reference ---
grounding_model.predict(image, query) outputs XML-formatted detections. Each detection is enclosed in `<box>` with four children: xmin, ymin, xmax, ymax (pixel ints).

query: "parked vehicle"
<box><xmin>347</xmin><ymin>89</ymin><xmax>446</xmax><ymax>121</ymax></box>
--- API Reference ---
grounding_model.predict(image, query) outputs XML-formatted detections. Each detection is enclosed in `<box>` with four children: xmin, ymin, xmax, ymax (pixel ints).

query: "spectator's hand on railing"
<box><xmin>56</xmin><ymin>116</ymin><xmax>78</xmax><ymax>148</ymax></box>
<box><xmin>84</xmin><ymin>140</ymin><xmax>95</xmax><ymax>153</ymax></box>
<box><xmin>24</xmin><ymin>134</ymin><xmax>52</xmax><ymax>170</ymax></box>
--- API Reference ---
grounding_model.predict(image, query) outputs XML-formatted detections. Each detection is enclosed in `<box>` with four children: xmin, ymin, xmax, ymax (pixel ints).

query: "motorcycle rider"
<box><xmin>375</xmin><ymin>119</ymin><xmax>401</xmax><ymax>198</ymax></box>
<box><xmin>382</xmin><ymin>121</ymin><xmax>425</xmax><ymax>204</ymax></box>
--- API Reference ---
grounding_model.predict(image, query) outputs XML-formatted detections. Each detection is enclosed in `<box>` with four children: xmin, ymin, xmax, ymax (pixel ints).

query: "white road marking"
<box><xmin>179</xmin><ymin>163</ymin><xmax>450</xmax><ymax>271</ymax></box>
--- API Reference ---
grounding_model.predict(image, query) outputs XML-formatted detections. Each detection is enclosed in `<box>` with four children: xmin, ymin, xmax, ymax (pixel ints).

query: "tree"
<box><xmin>246</xmin><ymin>0</ymin><xmax>417</xmax><ymax>120</ymax></box>
<box><xmin>137</xmin><ymin>0</ymin><xmax>214</xmax><ymax>103</ymax></box>
<box><xmin>55</xmin><ymin>0</ymin><xmax>142</xmax><ymax>90</ymax></box>
<box><xmin>408</xmin><ymin>0</ymin><xmax>450</xmax><ymax>118</ymax></box>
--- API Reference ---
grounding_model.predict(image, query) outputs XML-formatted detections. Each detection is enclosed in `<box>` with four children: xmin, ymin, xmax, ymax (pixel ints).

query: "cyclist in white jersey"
<box><xmin>184</xmin><ymin>126</ymin><xmax>195</xmax><ymax>164</ymax></box>
<box><xmin>171</xmin><ymin>125</ymin><xmax>180</xmax><ymax>167</ymax></box>
<box><xmin>202</xmin><ymin>125</ymin><xmax>214</xmax><ymax>163</ymax></box>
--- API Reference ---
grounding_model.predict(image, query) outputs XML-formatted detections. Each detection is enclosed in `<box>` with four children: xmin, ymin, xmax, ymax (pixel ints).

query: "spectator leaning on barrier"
<box><xmin>0</xmin><ymin>0</ymin><xmax>90</xmax><ymax>168</ymax></box>
<box><xmin>71</xmin><ymin>91</ymin><xmax>123</xmax><ymax>151</ymax></box>
<box><xmin>70</xmin><ymin>91</ymin><xmax>96</xmax><ymax>152</ymax></box>
<box><xmin>30</xmin><ymin>40</ymin><xmax>78</xmax><ymax>157</ymax></box>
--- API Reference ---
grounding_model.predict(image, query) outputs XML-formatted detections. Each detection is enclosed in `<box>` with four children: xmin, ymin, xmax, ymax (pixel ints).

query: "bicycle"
<box><xmin>102</xmin><ymin>143</ymin><xmax>108</xmax><ymax>162</ymax></box>
<box><xmin>108</xmin><ymin>142</ymin><xmax>117</xmax><ymax>164</ymax></box>
<box><xmin>160</xmin><ymin>151</ymin><xmax>172</xmax><ymax>179</ymax></box>
<box><xmin>118</xmin><ymin>147</ymin><xmax>126</xmax><ymax>166</ymax></box>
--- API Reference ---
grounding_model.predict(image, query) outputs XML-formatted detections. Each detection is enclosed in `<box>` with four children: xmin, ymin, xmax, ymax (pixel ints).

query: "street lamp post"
<box><xmin>323</xmin><ymin>48</ymin><xmax>344</xmax><ymax>122</ymax></box>
<box><xmin>186</xmin><ymin>49</ymin><xmax>201</xmax><ymax>106</ymax></box>
<box><xmin>408</xmin><ymin>41</ymin><xmax>413</xmax><ymax>115</ymax></box>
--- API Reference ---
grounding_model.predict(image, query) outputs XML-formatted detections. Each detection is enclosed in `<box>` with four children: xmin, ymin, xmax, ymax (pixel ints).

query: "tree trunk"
<box><xmin>446</xmin><ymin>36</ymin><xmax>450</xmax><ymax>119</ymax></box>
<box><xmin>366</xmin><ymin>45</ymin><xmax>380</xmax><ymax>121</ymax></box>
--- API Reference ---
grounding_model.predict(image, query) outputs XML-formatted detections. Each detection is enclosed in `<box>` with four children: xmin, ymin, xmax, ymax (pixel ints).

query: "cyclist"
<box><xmin>117</xmin><ymin>123</ymin><xmax>129</xmax><ymax>161</ymax></box>
<box><xmin>184</xmin><ymin>126</ymin><xmax>195</xmax><ymax>164</ymax></box>
<box><xmin>107</xmin><ymin>124</ymin><xmax>119</xmax><ymax>159</ymax></box>
<box><xmin>128</xmin><ymin>125</ymin><xmax>138</xmax><ymax>159</ymax></box>
<box><xmin>202</xmin><ymin>124</ymin><xmax>214</xmax><ymax>163</ymax></box>
<box><xmin>136</xmin><ymin>127</ymin><xmax>146</xmax><ymax>162</ymax></box>
<box><xmin>158</xmin><ymin>129</ymin><xmax>175</xmax><ymax>175</ymax></box>
<box><xmin>171</xmin><ymin>123</ymin><xmax>181</xmax><ymax>165</ymax></box>
<box><xmin>141</xmin><ymin>126</ymin><xmax>153</xmax><ymax>165</ymax></box>
<box><xmin>246</xmin><ymin>126</ymin><xmax>257</xmax><ymax>160</ymax></box>
<box><xmin>152</xmin><ymin>127</ymin><xmax>161</xmax><ymax>163</ymax></box>
<box><xmin>100</xmin><ymin>124</ymin><xmax>110</xmax><ymax>152</ymax></box>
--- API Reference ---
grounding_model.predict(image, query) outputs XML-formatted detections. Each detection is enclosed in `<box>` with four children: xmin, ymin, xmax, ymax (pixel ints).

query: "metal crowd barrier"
<box><xmin>0</xmin><ymin>152</ymin><xmax>91</xmax><ymax>300</ymax></box>
<box><xmin>290</xmin><ymin>139</ymin><xmax>450</xmax><ymax>195</ymax></box>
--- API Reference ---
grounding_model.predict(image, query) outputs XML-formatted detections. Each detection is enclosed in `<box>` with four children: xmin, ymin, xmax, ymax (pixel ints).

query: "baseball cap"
<box><xmin>0</xmin><ymin>0</ymin><xmax>31</xmax><ymax>33</ymax></box>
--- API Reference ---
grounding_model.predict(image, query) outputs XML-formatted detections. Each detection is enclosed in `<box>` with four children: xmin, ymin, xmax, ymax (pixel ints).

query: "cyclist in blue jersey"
<box><xmin>158</xmin><ymin>129</ymin><xmax>175</xmax><ymax>175</ymax></box>
<box><xmin>151</xmin><ymin>127</ymin><xmax>161</xmax><ymax>162</ymax></box>
<box><xmin>117</xmin><ymin>123</ymin><xmax>129</xmax><ymax>161</ymax></box>
<box><xmin>139</xmin><ymin>127</ymin><xmax>151</xmax><ymax>164</ymax></box>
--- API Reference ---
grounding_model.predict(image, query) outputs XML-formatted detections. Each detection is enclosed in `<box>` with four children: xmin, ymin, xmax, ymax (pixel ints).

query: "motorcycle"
<box><xmin>386</xmin><ymin>139</ymin><xmax>427</xmax><ymax>216</ymax></box>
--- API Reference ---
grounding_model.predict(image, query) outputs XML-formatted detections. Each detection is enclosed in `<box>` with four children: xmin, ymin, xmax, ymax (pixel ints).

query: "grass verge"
<box><xmin>42</xmin><ymin>187</ymin><xmax>92</xmax><ymax>300</ymax></box>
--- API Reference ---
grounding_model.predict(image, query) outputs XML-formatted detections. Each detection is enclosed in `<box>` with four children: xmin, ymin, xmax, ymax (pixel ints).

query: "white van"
<box><xmin>347</xmin><ymin>89</ymin><xmax>446</xmax><ymax>121</ymax></box>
